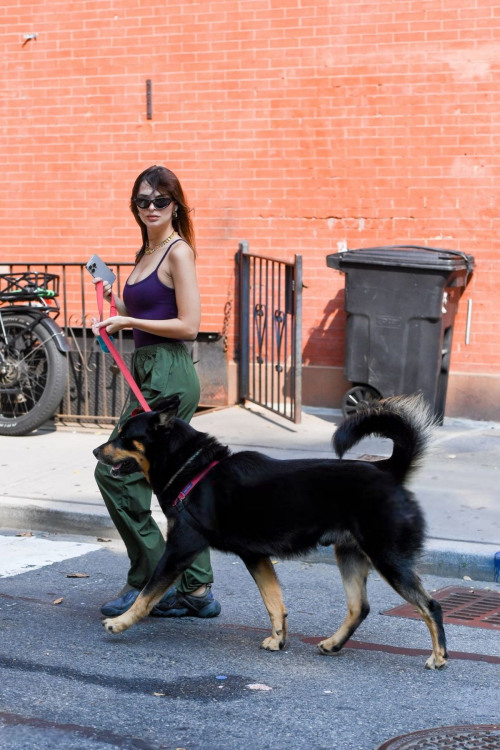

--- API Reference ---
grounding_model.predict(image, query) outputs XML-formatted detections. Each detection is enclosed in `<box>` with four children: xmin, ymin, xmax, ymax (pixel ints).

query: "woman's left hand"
<box><xmin>91</xmin><ymin>316</ymin><xmax>131</xmax><ymax>336</ymax></box>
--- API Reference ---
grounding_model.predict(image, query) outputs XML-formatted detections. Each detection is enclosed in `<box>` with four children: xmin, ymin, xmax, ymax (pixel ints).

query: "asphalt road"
<box><xmin>0</xmin><ymin>532</ymin><xmax>499</xmax><ymax>750</ymax></box>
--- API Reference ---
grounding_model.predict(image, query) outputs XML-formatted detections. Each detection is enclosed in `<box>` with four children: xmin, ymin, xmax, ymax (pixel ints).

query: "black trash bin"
<box><xmin>326</xmin><ymin>245</ymin><xmax>474</xmax><ymax>422</ymax></box>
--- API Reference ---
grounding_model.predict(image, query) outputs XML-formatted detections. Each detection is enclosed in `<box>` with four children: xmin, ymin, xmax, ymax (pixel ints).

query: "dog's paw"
<box><xmin>424</xmin><ymin>654</ymin><xmax>447</xmax><ymax>670</ymax></box>
<box><xmin>317</xmin><ymin>639</ymin><xmax>342</xmax><ymax>656</ymax></box>
<box><xmin>102</xmin><ymin>617</ymin><xmax>128</xmax><ymax>635</ymax></box>
<box><xmin>261</xmin><ymin>636</ymin><xmax>284</xmax><ymax>651</ymax></box>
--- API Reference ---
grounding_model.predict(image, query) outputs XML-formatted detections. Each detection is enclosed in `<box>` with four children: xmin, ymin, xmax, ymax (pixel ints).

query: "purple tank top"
<box><xmin>123</xmin><ymin>240</ymin><xmax>182</xmax><ymax>349</ymax></box>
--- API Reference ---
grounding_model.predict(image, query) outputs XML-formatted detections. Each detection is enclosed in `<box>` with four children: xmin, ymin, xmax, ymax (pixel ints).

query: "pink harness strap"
<box><xmin>95</xmin><ymin>280</ymin><xmax>151</xmax><ymax>413</ymax></box>
<box><xmin>173</xmin><ymin>461</ymin><xmax>220</xmax><ymax>507</ymax></box>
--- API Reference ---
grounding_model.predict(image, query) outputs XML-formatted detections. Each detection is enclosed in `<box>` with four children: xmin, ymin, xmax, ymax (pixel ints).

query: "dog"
<box><xmin>93</xmin><ymin>393</ymin><xmax>448</xmax><ymax>670</ymax></box>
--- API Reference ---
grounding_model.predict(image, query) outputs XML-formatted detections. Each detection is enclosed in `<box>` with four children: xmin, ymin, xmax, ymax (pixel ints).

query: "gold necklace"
<box><xmin>144</xmin><ymin>230</ymin><xmax>177</xmax><ymax>255</ymax></box>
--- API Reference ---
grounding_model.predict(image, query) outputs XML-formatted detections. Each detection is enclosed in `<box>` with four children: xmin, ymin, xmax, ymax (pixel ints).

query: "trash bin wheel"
<box><xmin>341</xmin><ymin>385</ymin><xmax>381</xmax><ymax>419</ymax></box>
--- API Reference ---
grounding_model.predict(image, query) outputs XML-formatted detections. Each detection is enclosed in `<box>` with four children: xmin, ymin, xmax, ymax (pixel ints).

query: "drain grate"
<box><xmin>382</xmin><ymin>586</ymin><xmax>500</xmax><ymax>630</ymax></box>
<box><xmin>377</xmin><ymin>724</ymin><xmax>500</xmax><ymax>749</ymax></box>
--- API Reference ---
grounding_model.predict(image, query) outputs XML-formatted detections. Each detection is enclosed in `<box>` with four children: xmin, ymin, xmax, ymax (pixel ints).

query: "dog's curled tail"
<box><xmin>333</xmin><ymin>394</ymin><xmax>436</xmax><ymax>483</ymax></box>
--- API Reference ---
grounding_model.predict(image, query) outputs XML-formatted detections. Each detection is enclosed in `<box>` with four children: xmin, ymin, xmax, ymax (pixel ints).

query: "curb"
<box><xmin>0</xmin><ymin>503</ymin><xmax>498</xmax><ymax>583</ymax></box>
<box><xmin>0</xmin><ymin>502</ymin><xmax>167</xmax><ymax>540</ymax></box>
<box><xmin>418</xmin><ymin>538</ymin><xmax>499</xmax><ymax>583</ymax></box>
<box><xmin>304</xmin><ymin>538</ymin><xmax>500</xmax><ymax>583</ymax></box>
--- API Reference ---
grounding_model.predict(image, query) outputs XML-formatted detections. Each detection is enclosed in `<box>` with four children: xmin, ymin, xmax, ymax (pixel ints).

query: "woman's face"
<box><xmin>135</xmin><ymin>180</ymin><xmax>176</xmax><ymax>233</ymax></box>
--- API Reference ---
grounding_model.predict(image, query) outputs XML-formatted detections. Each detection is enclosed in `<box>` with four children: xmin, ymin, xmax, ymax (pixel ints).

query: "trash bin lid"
<box><xmin>327</xmin><ymin>245</ymin><xmax>475</xmax><ymax>272</ymax></box>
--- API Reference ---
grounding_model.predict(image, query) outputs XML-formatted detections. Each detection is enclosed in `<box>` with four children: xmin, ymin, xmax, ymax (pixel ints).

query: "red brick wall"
<box><xmin>1</xmin><ymin>1</ymin><xmax>499</xmax><ymax>401</ymax></box>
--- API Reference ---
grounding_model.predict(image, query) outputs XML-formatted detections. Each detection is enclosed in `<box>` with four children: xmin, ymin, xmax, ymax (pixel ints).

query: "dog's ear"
<box><xmin>154</xmin><ymin>394</ymin><xmax>181</xmax><ymax>427</ymax></box>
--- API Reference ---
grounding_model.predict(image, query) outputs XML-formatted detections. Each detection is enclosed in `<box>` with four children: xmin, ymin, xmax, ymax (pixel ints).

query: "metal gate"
<box><xmin>238</xmin><ymin>241</ymin><xmax>302</xmax><ymax>423</ymax></box>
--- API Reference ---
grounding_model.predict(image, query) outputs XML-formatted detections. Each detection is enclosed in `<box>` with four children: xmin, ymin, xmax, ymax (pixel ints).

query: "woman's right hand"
<box><xmin>92</xmin><ymin>276</ymin><xmax>113</xmax><ymax>300</ymax></box>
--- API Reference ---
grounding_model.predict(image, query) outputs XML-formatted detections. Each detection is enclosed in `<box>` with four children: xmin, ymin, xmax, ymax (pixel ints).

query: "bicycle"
<box><xmin>0</xmin><ymin>271</ymin><xmax>71</xmax><ymax>435</ymax></box>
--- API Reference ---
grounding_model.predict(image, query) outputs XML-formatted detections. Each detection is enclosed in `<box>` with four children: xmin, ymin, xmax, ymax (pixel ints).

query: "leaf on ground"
<box><xmin>53</xmin><ymin>597</ymin><xmax>64</xmax><ymax>605</ymax></box>
<box><xmin>271</xmin><ymin>560</ymin><xmax>278</xmax><ymax>564</ymax></box>
<box><xmin>246</xmin><ymin>683</ymin><xmax>272</xmax><ymax>691</ymax></box>
<box><xmin>463</xmin><ymin>575</ymin><xmax>472</xmax><ymax>581</ymax></box>
<box><xmin>15</xmin><ymin>531</ymin><xmax>33</xmax><ymax>537</ymax></box>
<box><xmin>97</xmin><ymin>538</ymin><xmax>112</xmax><ymax>543</ymax></box>
<box><xmin>66</xmin><ymin>573</ymin><xmax>89</xmax><ymax>578</ymax></box>
<box><xmin>153</xmin><ymin>692</ymin><xmax>165</xmax><ymax>697</ymax></box>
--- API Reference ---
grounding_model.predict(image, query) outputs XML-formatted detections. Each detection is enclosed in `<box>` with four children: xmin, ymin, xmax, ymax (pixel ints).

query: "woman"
<box><xmin>92</xmin><ymin>165</ymin><xmax>221</xmax><ymax>619</ymax></box>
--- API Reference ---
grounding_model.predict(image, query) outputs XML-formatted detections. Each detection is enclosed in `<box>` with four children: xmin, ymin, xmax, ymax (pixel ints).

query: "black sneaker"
<box><xmin>100</xmin><ymin>588</ymin><xmax>140</xmax><ymax>617</ymax></box>
<box><xmin>150</xmin><ymin>585</ymin><xmax>221</xmax><ymax>618</ymax></box>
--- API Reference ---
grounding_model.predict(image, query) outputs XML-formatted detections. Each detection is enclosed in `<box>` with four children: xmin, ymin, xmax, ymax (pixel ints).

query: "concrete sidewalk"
<box><xmin>0</xmin><ymin>403</ymin><xmax>499</xmax><ymax>582</ymax></box>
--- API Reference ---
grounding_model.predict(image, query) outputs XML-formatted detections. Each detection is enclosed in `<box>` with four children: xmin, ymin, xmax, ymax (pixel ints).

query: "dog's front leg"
<box><xmin>243</xmin><ymin>556</ymin><xmax>288</xmax><ymax>651</ymax></box>
<box><xmin>103</xmin><ymin>523</ymin><xmax>208</xmax><ymax>635</ymax></box>
<box><xmin>103</xmin><ymin>573</ymin><xmax>178</xmax><ymax>635</ymax></box>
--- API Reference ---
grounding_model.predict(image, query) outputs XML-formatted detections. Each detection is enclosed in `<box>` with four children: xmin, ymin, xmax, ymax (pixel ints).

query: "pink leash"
<box><xmin>173</xmin><ymin>461</ymin><xmax>220</xmax><ymax>507</ymax></box>
<box><xmin>95</xmin><ymin>281</ymin><xmax>151</xmax><ymax>413</ymax></box>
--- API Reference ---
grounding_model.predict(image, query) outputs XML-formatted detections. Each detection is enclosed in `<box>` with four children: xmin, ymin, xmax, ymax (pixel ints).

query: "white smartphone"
<box><xmin>86</xmin><ymin>255</ymin><xmax>117</xmax><ymax>286</ymax></box>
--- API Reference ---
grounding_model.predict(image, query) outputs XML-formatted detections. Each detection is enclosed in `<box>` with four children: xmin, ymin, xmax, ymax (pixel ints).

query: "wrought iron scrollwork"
<box><xmin>274</xmin><ymin>309</ymin><xmax>286</xmax><ymax>372</ymax></box>
<box><xmin>254</xmin><ymin>303</ymin><xmax>266</xmax><ymax>364</ymax></box>
<box><xmin>67</xmin><ymin>314</ymin><xmax>97</xmax><ymax>373</ymax></box>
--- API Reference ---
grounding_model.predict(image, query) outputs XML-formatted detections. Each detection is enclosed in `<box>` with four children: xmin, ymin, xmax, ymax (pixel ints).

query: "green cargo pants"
<box><xmin>94</xmin><ymin>341</ymin><xmax>214</xmax><ymax>593</ymax></box>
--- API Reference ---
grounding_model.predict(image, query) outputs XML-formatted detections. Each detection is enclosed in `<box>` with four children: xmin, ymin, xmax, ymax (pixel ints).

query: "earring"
<box><xmin>173</xmin><ymin>207</ymin><xmax>178</xmax><ymax>218</ymax></box>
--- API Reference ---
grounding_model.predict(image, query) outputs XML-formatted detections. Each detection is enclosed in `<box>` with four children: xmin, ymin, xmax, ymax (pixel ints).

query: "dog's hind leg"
<box><xmin>317</xmin><ymin>542</ymin><xmax>370</xmax><ymax>656</ymax></box>
<box><xmin>370</xmin><ymin>555</ymin><xmax>448</xmax><ymax>670</ymax></box>
<box><xmin>242</xmin><ymin>556</ymin><xmax>288</xmax><ymax>651</ymax></box>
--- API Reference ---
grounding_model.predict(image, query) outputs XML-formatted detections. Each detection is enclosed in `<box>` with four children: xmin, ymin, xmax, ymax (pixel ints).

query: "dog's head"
<box><xmin>93</xmin><ymin>395</ymin><xmax>181</xmax><ymax>481</ymax></box>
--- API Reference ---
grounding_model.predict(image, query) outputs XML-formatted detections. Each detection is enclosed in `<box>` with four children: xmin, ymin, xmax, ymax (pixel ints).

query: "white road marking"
<box><xmin>0</xmin><ymin>535</ymin><xmax>101</xmax><ymax>578</ymax></box>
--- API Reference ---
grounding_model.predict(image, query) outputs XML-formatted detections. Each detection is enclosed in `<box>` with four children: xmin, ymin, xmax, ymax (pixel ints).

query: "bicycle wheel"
<box><xmin>0</xmin><ymin>313</ymin><xmax>68</xmax><ymax>435</ymax></box>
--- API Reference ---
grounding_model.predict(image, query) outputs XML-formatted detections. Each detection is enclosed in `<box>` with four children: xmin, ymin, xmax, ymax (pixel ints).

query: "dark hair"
<box><xmin>130</xmin><ymin>165</ymin><xmax>196</xmax><ymax>264</ymax></box>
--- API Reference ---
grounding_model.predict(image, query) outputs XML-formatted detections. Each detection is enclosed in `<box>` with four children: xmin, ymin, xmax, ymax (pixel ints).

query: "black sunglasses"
<box><xmin>133</xmin><ymin>196</ymin><xmax>173</xmax><ymax>210</ymax></box>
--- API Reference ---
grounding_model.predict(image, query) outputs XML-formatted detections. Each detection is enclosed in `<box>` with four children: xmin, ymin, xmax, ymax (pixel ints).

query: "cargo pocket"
<box><xmin>136</xmin><ymin>349</ymin><xmax>173</xmax><ymax>403</ymax></box>
<box><xmin>150</xmin><ymin>346</ymin><xmax>175</xmax><ymax>396</ymax></box>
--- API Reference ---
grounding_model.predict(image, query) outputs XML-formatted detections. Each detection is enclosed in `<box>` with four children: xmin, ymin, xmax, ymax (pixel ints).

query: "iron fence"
<box><xmin>0</xmin><ymin>261</ymin><xmax>135</xmax><ymax>424</ymax></box>
<box><xmin>238</xmin><ymin>241</ymin><xmax>302</xmax><ymax>423</ymax></box>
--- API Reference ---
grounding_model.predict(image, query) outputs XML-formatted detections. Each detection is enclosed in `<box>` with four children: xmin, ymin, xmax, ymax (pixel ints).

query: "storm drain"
<box><xmin>377</xmin><ymin>725</ymin><xmax>500</xmax><ymax>749</ymax></box>
<box><xmin>382</xmin><ymin>586</ymin><xmax>500</xmax><ymax>630</ymax></box>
